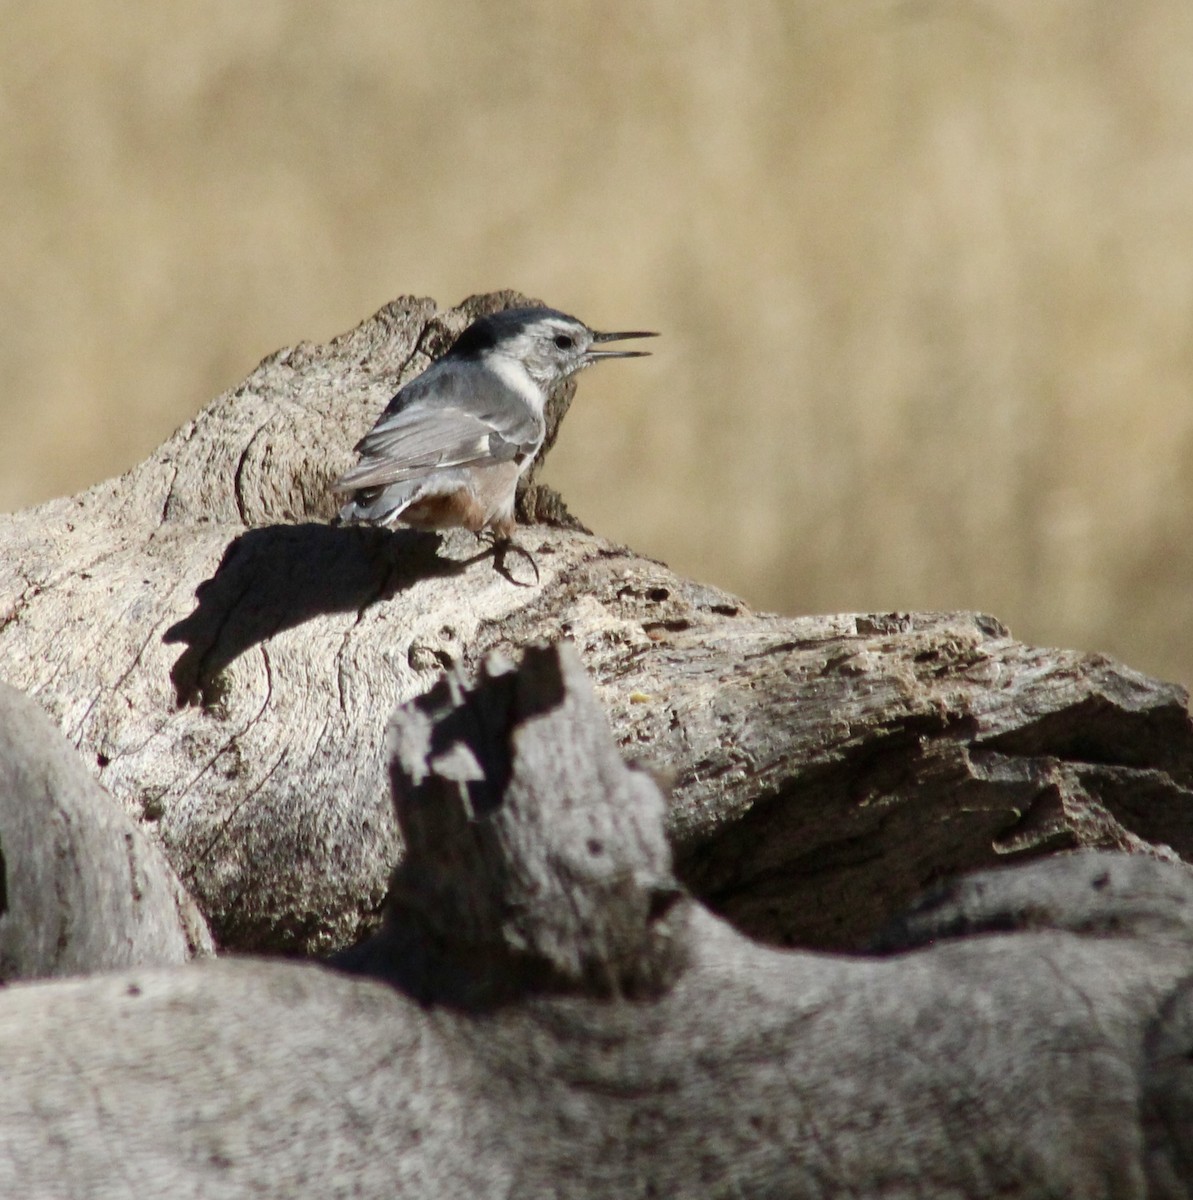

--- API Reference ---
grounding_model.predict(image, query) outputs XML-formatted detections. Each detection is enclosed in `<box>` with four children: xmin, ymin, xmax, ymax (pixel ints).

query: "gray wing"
<box><xmin>333</xmin><ymin>363</ymin><xmax>544</xmax><ymax>493</ymax></box>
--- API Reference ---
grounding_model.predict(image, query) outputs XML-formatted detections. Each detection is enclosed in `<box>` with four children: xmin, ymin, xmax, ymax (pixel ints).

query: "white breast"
<box><xmin>486</xmin><ymin>353</ymin><xmax>548</xmax><ymax>417</ymax></box>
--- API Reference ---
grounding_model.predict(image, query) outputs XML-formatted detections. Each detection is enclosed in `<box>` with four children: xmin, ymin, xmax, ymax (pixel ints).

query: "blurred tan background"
<box><xmin>3</xmin><ymin>2</ymin><xmax>1193</xmax><ymax>684</ymax></box>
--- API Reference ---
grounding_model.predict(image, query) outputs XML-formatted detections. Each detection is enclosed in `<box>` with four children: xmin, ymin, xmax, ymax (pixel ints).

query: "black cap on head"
<box><xmin>447</xmin><ymin>307</ymin><xmax>575</xmax><ymax>358</ymax></box>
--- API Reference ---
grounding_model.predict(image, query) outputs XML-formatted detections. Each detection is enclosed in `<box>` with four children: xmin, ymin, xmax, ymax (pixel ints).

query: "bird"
<box><xmin>332</xmin><ymin>306</ymin><xmax>656</xmax><ymax>544</ymax></box>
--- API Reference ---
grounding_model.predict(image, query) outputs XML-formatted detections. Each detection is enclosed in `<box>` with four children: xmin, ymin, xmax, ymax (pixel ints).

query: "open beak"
<box><xmin>587</xmin><ymin>328</ymin><xmax>659</xmax><ymax>360</ymax></box>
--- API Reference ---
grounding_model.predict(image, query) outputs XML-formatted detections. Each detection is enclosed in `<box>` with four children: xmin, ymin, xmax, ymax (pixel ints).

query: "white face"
<box><xmin>494</xmin><ymin>317</ymin><xmax>594</xmax><ymax>388</ymax></box>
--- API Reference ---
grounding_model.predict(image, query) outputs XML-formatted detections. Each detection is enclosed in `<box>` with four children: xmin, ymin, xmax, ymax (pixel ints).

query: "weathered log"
<box><xmin>0</xmin><ymin>293</ymin><xmax>1191</xmax><ymax>958</ymax></box>
<box><xmin>2</xmin><ymin>642</ymin><xmax>1193</xmax><ymax>1199</ymax></box>
<box><xmin>0</xmin><ymin>680</ymin><xmax>212</xmax><ymax>980</ymax></box>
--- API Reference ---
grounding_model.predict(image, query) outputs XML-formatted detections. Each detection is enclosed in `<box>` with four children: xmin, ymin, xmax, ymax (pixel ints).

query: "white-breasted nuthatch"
<box><xmin>333</xmin><ymin>306</ymin><xmax>656</xmax><ymax>540</ymax></box>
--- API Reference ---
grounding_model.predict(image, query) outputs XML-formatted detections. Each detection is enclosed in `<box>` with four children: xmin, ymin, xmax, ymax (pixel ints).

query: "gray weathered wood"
<box><xmin>2</xmin><ymin>642</ymin><xmax>1192</xmax><ymax>1198</ymax></box>
<box><xmin>0</xmin><ymin>681</ymin><xmax>211</xmax><ymax>980</ymax></box>
<box><xmin>0</xmin><ymin>293</ymin><xmax>1191</xmax><ymax>956</ymax></box>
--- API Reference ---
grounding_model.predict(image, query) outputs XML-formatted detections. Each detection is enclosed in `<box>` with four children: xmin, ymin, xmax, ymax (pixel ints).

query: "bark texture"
<box><xmin>0</xmin><ymin>293</ymin><xmax>1191</xmax><ymax>963</ymax></box>
<box><xmin>2</xmin><ymin>642</ymin><xmax>1193</xmax><ymax>1199</ymax></box>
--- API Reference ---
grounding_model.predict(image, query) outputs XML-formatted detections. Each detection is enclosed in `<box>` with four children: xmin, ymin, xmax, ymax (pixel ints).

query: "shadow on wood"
<box><xmin>163</xmin><ymin>524</ymin><xmax>461</xmax><ymax>706</ymax></box>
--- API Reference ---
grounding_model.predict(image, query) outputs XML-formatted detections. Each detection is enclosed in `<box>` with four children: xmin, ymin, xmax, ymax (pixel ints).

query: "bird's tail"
<box><xmin>335</xmin><ymin>480</ymin><xmax>423</xmax><ymax>528</ymax></box>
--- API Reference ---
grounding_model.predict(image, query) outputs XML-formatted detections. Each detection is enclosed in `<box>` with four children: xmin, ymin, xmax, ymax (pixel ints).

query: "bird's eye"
<box><xmin>554</xmin><ymin>334</ymin><xmax>574</xmax><ymax>350</ymax></box>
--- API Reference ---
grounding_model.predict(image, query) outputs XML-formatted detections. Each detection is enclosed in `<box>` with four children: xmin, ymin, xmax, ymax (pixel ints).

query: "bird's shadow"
<box><xmin>163</xmin><ymin>524</ymin><xmax>468</xmax><ymax>707</ymax></box>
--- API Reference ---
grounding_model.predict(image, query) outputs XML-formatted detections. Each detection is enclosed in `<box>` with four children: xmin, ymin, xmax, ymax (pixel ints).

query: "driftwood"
<box><xmin>4</xmin><ymin>291</ymin><xmax>1193</xmax><ymax>1194</ymax></box>
<box><xmin>0</xmin><ymin>681</ymin><xmax>211</xmax><ymax>980</ymax></box>
<box><xmin>0</xmin><ymin>293</ymin><xmax>1191</xmax><ymax>964</ymax></box>
<box><xmin>3</xmin><ymin>642</ymin><xmax>1193</xmax><ymax>1198</ymax></box>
